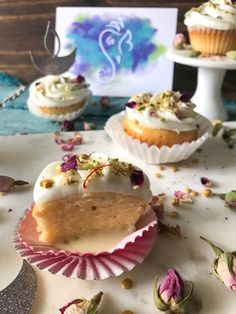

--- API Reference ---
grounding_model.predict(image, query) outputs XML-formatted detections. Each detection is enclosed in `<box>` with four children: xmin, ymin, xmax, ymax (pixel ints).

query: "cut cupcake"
<box><xmin>184</xmin><ymin>0</ymin><xmax>236</xmax><ymax>55</ymax></box>
<box><xmin>32</xmin><ymin>153</ymin><xmax>152</xmax><ymax>244</ymax></box>
<box><xmin>27</xmin><ymin>74</ymin><xmax>92</xmax><ymax>121</ymax></box>
<box><xmin>123</xmin><ymin>91</ymin><xmax>199</xmax><ymax>148</ymax></box>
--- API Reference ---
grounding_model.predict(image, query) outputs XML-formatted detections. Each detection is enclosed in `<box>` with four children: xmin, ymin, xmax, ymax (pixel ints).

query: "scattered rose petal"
<box><xmin>62</xmin><ymin>120</ymin><xmax>75</xmax><ymax>132</ymax></box>
<box><xmin>130</xmin><ymin>170</ymin><xmax>144</xmax><ymax>189</ymax></box>
<box><xmin>174</xmin><ymin>190</ymin><xmax>193</xmax><ymax>203</ymax></box>
<box><xmin>83</xmin><ymin>121</ymin><xmax>96</xmax><ymax>130</ymax></box>
<box><xmin>201</xmin><ymin>177</ymin><xmax>212</xmax><ymax>187</ymax></box>
<box><xmin>0</xmin><ymin>176</ymin><xmax>15</xmax><ymax>193</ymax></box>
<box><xmin>125</xmin><ymin>101</ymin><xmax>137</xmax><ymax>109</ymax></box>
<box><xmin>158</xmin><ymin>221</ymin><xmax>181</xmax><ymax>238</ymax></box>
<box><xmin>62</xmin><ymin>154</ymin><xmax>73</xmax><ymax>162</ymax></box>
<box><xmin>148</xmin><ymin>195</ymin><xmax>164</xmax><ymax>220</ymax></box>
<box><xmin>76</xmin><ymin>75</ymin><xmax>85</xmax><ymax>84</ymax></box>
<box><xmin>54</xmin><ymin>132</ymin><xmax>83</xmax><ymax>151</ymax></box>
<box><xmin>61</xmin><ymin>155</ymin><xmax>78</xmax><ymax>172</ymax></box>
<box><xmin>100</xmin><ymin>96</ymin><xmax>110</xmax><ymax>109</ymax></box>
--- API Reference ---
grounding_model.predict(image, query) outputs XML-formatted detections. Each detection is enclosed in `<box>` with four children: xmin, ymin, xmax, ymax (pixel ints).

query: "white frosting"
<box><xmin>184</xmin><ymin>0</ymin><xmax>236</xmax><ymax>30</ymax></box>
<box><xmin>29</xmin><ymin>75</ymin><xmax>92</xmax><ymax>108</ymax></box>
<box><xmin>33</xmin><ymin>153</ymin><xmax>152</xmax><ymax>205</ymax></box>
<box><xmin>126</xmin><ymin>91</ymin><xmax>198</xmax><ymax>133</ymax></box>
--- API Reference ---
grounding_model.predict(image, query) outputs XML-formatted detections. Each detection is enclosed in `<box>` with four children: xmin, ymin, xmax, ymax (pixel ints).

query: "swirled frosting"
<box><xmin>184</xmin><ymin>0</ymin><xmax>236</xmax><ymax>30</ymax></box>
<box><xmin>125</xmin><ymin>91</ymin><xmax>198</xmax><ymax>133</ymax></box>
<box><xmin>33</xmin><ymin>153</ymin><xmax>152</xmax><ymax>204</ymax></box>
<box><xmin>29</xmin><ymin>75</ymin><xmax>92</xmax><ymax>107</ymax></box>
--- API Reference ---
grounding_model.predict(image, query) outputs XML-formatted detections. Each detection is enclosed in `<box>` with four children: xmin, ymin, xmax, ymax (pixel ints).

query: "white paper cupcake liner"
<box><xmin>105</xmin><ymin>111</ymin><xmax>213</xmax><ymax>164</ymax></box>
<box><xmin>14</xmin><ymin>205</ymin><xmax>157</xmax><ymax>280</ymax></box>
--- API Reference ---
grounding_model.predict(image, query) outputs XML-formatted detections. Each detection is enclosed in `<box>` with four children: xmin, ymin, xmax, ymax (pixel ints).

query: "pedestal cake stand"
<box><xmin>166</xmin><ymin>48</ymin><xmax>236</xmax><ymax>121</ymax></box>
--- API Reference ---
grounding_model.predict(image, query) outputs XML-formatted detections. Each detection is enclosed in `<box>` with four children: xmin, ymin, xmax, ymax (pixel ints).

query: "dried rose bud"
<box><xmin>201</xmin><ymin>237</ymin><xmax>236</xmax><ymax>291</ymax></box>
<box><xmin>153</xmin><ymin>269</ymin><xmax>193</xmax><ymax>313</ymax></box>
<box><xmin>130</xmin><ymin>170</ymin><xmax>144</xmax><ymax>189</ymax></box>
<box><xmin>225</xmin><ymin>190</ymin><xmax>236</xmax><ymax>210</ymax></box>
<box><xmin>59</xmin><ymin>291</ymin><xmax>103</xmax><ymax>314</ymax></box>
<box><xmin>62</xmin><ymin>120</ymin><xmax>75</xmax><ymax>132</ymax></box>
<box><xmin>173</xmin><ymin>33</ymin><xmax>186</xmax><ymax>50</ymax></box>
<box><xmin>76</xmin><ymin>75</ymin><xmax>85</xmax><ymax>84</ymax></box>
<box><xmin>200</xmin><ymin>177</ymin><xmax>212</xmax><ymax>187</ymax></box>
<box><xmin>0</xmin><ymin>175</ymin><xmax>28</xmax><ymax>194</ymax></box>
<box><xmin>125</xmin><ymin>101</ymin><xmax>137</xmax><ymax>109</ymax></box>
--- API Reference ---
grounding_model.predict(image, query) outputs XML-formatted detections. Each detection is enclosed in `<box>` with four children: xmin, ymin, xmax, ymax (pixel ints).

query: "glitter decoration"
<box><xmin>0</xmin><ymin>260</ymin><xmax>37</xmax><ymax>313</ymax></box>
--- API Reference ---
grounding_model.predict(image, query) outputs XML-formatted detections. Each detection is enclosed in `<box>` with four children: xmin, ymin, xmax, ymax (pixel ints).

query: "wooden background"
<box><xmin>0</xmin><ymin>0</ymin><xmax>235</xmax><ymax>99</ymax></box>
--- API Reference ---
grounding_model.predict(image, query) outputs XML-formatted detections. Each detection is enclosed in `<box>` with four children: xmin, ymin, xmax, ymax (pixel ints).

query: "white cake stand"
<box><xmin>166</xmin><ymin>48</ymin><xmax>236</xmax><ymax>121</ymax></box>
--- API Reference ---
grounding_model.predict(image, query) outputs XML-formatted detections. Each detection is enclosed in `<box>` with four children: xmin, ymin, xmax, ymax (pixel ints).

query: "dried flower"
<box><xmin>54</xmin><ymin>132</ymin><xmax>83</xmax><ymax>151</ymax></box>
<box><xmin>224</xmin><ymin>190</ymin><xmax>236</xmax><ymax>210</ymax></box>
<box><xmin>59</xmin><ymin>291</ymin><xmax>103</xmax><ymax>314</ymax></box>
<box><xmin>174</xmin><ymin>191</ymin><xmax>193</xmax><ymax>203</ymax></box>
<box><xmin>130</xmin><ymin>170</ymin><xmax>144</xmax><ymax>189</ymax></box>
<box><xmin>61</xmin><ymin>155</ymin><xmax>78</xmax><ymax>172</ymax></box>
<box><xmin>173</xmin><ymin>33</ymin><xmax>186</xmax><ymax>50</ymax></box>
<box><xmin>125</xmin><ymin>101</ymin><xmax>137</xmax><ymax>109</ymax></box>
<box><xmin>200</xmin><ymin>177</ymin><xmax>212</xmax><ymax>187</ymax></box>
<box><xmin>76</xmin><ymin>75</ymin><xmax>85</xmax><ymax>84</ymax></box>
<box><xmin>62</xmin><ymin>120</ymin><xmax>75</xmax><ymax>132</ymax></box>
<box><xmin>0</xmin><ymin>175</ymin><xmax>28</xmax><ymax>194</ymax></box>
<box><xmin>201</xmin><ymin>237</ymin><xmax>236</xmax><ymax>291</ymax></box>
<box><xmin>153</xmin><ymin>269</ymin><xmax>193</xmax><ymax>313</ymax></box>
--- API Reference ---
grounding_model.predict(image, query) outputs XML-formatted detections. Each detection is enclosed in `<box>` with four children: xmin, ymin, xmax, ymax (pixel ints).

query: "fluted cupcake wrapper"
<box><xmin>105</xmin><ymin>111</ymin><xmax>212</xmax><ymax>164</ymax></box>
<box><xmin>14</xmin><ymin>205</ymin><xmax>157</xmax><ymax>280</ymax></box>
<box><xmin>187</xmin><ymin>27</ymin><xmax>236</xmax><ymax>56</ymax></box>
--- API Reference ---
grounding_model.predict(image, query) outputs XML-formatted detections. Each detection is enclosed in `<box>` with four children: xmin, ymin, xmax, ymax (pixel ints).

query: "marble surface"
<box><xmin>0</xmin><ymin>128</ymin><xmax>236</xmax><ymax>313</ymax></box>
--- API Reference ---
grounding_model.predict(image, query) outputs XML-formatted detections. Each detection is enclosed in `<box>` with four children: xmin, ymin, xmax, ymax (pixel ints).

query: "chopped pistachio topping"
<box><xmin>40</xmin><ymin>179</ymin><xmax>54</xmax><ymax>188</ymax></box>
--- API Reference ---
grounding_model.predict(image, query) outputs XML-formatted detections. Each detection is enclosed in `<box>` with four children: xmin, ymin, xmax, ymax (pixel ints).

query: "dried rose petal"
<box><xmin>61</xmin><ymin>155</ymin><xmax>77</xmax><ymax>172</ymax></box>
<box><xmin>173</xmin><ymin>33</ymin><xmax>186</xmax><ymax>50</ymax></box>
<box><xmin>54</xmin><ymin>132</ymin><xmax>83</xmax><ymax>151</ymax></box>
<box><xmin>125</xmin><ymin>101</ymin><xmax>137</xmax><ymax>109</ymax></box>
<box><xmin>174</xmin><ymin>190</ymin><xmax>193</xmax><ymax>203</ymax></box>
<box><xmin>59</xmin><ymin>299</ymin><xmax>83</xmax><ymax>314</ymax></box>
<box><xmin>62</xmin><ymin>154</ymin><xmax>73</xmax><ymax>162</ymax></box>
<box><xmin>100</xmin><ymin>96</ymin><xmax>110</xmax><ymax>109</ymax></box>
<box><xmin>130</xmin><ymin>170</ymin><xmax>144</xmax><ymax>188</ymax></box>
<box><xmin>76</xmin><ymin>75</ymin><xmax>85</xmax><ymax>84</ymax></box>
<box><xmin>62</xmin><ymin>120</ymin><xmax>75</xmax><ymax>132</ymax></box>
<box><xmin>0</xmin><ymin>176</ymin><xmax>15</xmax><ymax>193</ymax></box>
<box><xmin>180</xmin><ymin>91</ymin><xmax>191</xmax><ymax>103</ymax></box>
<box><xmin>200</xmin><ymin>177</ymin><xmax>212</xmax><ymax>187</ymax></box>
<box><xmin>83</xmin><ymin>121</ymin><xmax>96</xmax><ymax>130</ymax></box>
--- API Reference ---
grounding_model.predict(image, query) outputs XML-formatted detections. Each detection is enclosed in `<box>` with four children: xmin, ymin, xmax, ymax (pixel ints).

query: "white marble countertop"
<box><xmin>0</xmin><ymin>127</ymin><xmax>236</xmax><ymax>313</ymax></box>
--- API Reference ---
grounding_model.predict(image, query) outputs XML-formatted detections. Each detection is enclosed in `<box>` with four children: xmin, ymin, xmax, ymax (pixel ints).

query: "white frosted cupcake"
<box><xmin>33</xmin><ymin>153</ymin><xmax>152</xmax><ymax>244</ymax></box>
<box><xmin>123</xmin><ymin>91</ymin><xmax>199</xmax><ymax>148</ymax></box>
<box><xmin>184</xmin><ymin>0</ymin><xmax>236</xmax><ymax>55</ymax></box>
<box><xmin>27</xmin><ymin>75</ymin><xmax>92</xmax><ymax>121</ymax></box>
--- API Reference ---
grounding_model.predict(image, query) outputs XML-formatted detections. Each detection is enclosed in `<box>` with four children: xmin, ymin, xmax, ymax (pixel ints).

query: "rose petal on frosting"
<box><xmin>0</xmin><ymin>175</ymin><xmax>15</xmax><ymax>193</ymax></box>
<box><xmin>125</xmin><ymin>101</ymin><xmax>137</xmax><ymax>109</ymax></box>
<box><xmin>61</xmin><ymin>155</ymin><xmax>77</xmax><ymax>172</ymax></box>
<box><xmin>76</xmin><ymin>75</ymin><xmax>85</xmax><ymax>84</ymax></box>
<box><xmin>130</xmin><ymin>170</ymin><xmax>144</xmax><ymax>188</ymax></box>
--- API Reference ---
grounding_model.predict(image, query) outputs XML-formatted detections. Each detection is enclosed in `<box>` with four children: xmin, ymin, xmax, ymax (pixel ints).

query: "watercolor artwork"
<box><xmin>56</xmin><ymin>7</ymin><xmax>177</xmax><ymax>96</ymax></box>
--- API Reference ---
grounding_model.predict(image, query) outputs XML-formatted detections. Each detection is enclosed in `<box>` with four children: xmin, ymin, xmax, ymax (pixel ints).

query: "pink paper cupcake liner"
<box><xmin>105</xmin><ymin>111</ymin><xmax>213</xmax><ymax>164</ymax></box>
<box><xmin>14</xmin><ymin>206</ymin><xmax>157</xmax><ymax>280</ymax></box>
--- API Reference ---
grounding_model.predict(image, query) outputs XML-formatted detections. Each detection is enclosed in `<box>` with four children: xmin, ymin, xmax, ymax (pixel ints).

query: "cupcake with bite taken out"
<box><xmin>184</xmin><ymin>0</ymin><xmax>236</xmax><ymax>55</ymax></box>
<box><xmin>123</xmin><ymin>90</ymin><xmax>199</xmax><ymax>148</ymax></box>
<box><xmin>27</xmin><ymin>74</ymin><xmax>92</xmax><ymax>122</ymax></box>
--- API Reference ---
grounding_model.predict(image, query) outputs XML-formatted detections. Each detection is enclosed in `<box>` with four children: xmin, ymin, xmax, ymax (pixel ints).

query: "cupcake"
<box><xmin>184</xmin><ymin>0</ymin><xmax>236</xmax><ymax>55</ymax></box>
<box><xmin>27</xmin><ymin>74</ymin><xmax>92</xmax><ymax>121</ymax></box>
<box><xmin>32</xmin><ymin>153</ymin><xmax>152</xmax><ymax>244</ymax></box>
<box><xmin>123</xmin><ymin>91</ymin><xmax>199</xmax><ymax>148</ymax></box>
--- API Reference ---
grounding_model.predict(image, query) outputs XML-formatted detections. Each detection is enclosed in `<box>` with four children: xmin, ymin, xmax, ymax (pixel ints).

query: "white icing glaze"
<box><xmin>33</xmin><ymin>153</ymin><xmax>152</xmax><ymax>204</ymax></box>
<box><xmin>184</xmin><ymin>0</ymin><xmax>236</xmax><ymax>30</ymax></box>
<box><xmin>29</xmin><ymin>75</ymin><xmax>92</xmax><ymax>108</ymax></box>
<box><xmin>126</xmin><ymin>91</ymin><xmax>198</xmax><ymax>133</ymax></box>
